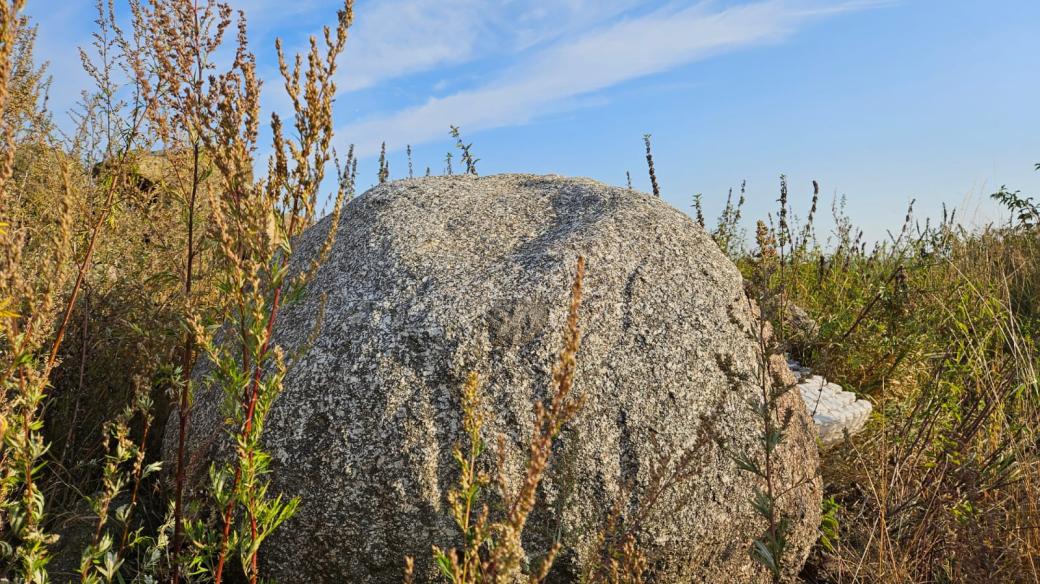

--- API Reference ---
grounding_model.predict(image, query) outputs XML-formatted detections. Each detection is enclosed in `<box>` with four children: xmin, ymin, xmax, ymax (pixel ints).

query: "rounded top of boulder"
<box><xmin>336</xmin><ymin>172</ymin><xmax>730</xmax><ymax>291</ymax></box>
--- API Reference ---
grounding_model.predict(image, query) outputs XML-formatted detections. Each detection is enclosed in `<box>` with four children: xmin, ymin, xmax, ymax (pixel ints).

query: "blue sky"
<box><xmin>26</xmin><ymin>0</ymin><xmax>1040</xmax><ymax>241</ymax></box>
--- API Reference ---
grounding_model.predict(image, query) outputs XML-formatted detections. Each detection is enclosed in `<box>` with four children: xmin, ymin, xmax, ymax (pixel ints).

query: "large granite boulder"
<box><xmin>166</xmin><ymin>174</ymin><xmax>821</xmax><ymax>582</ymax></box>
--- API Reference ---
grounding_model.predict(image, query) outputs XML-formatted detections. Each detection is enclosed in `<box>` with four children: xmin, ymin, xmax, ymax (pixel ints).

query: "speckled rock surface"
<box><xmin>164</xmin><ymin>174</ymin><xmax>822</xmax><ymax>583</ymax></box>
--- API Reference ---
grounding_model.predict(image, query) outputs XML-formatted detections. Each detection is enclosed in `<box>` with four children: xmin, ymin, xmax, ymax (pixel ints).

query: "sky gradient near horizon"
<box><xmin>25</xmin><ymin>0</ymin><xmax>1040</xmax><ymax>242</ymax></box>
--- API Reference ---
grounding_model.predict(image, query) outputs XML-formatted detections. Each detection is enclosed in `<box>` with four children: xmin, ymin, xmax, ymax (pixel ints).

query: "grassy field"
<box><xmin>1</xmin><ymin>0</ymin><xmax>1037</xmax><ymax>582</ymax></box>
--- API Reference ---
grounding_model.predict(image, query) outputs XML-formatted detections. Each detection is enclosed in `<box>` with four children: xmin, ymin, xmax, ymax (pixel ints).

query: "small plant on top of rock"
<box><xmin>450</xmin><ymin>125</ymin><xmax>479</xmax><ymax>176</ymax></box>
<box><xmin>642</xmin><ymin>134</ymin><xmax>659</xmax><ymax>197</ymax></box>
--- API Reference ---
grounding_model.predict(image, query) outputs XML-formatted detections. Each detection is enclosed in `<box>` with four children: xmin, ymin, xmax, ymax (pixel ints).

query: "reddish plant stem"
<box><xmin>212</xmin><ymin>187</ymin><xmax>302</xmax><ymax>584</ymax></box>
<box><xmin>171</xmin><ymin>137</ymin><xmax>203</xmax><ymax>583</ymax></box>
<box><xmin>45</xmin><ymin>204</ymin><xmax>110</xmax><ymax>372</ymax></box>
<box><xmin>170</xmin><ymin>3</ymin><xmax>209</xmax><ymax>575</ymax></box>
<box><xmin>43</xmin><ymin>158</ymin><xmax>130</xmax><ymax>374</ymax></box>
<box><xmin>213</xmin><ymin>284</ymin><xmax>285</xmax><ymax>584</ymax></box>
<box><xmin>42</xmin><ymin>93</ymin><xmax>151</xmax><ymax>374</ymax></box>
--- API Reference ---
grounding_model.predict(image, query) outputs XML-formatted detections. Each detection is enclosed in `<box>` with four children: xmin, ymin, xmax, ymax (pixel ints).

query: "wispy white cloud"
<box><xmin>338</xmin><ymin>0</ymin><xmax>881</xmax><ymax>156</ymax></box>
<box><xmin>337</xmin><ymin>0</ymin><xmax>487</xmax><ymax>92</ymax></box>
<box><xmin>334</xmin><ymin>0</ymin><xmax>644</xmax><ymax>92</ymax></box>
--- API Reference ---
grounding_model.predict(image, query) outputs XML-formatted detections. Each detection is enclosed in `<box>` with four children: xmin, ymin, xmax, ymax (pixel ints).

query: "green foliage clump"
<box><xmin>717</xmin><ymin>173</ymin><xmax>1040</xmax><ymax>583</ymax></box>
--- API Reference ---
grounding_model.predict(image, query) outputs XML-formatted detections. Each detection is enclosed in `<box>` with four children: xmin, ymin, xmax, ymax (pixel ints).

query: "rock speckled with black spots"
<box><xmin>164</xmin><ymin>174</ymin><xmax>822</xmax><ymax>583</ymax></box>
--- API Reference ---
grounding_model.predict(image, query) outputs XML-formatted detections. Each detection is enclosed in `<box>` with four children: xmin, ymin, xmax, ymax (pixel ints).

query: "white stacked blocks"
<box><xmin>788</xmin><ymin>359</ymin><xmax>873</xmax><ymax>446</ymax></box>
